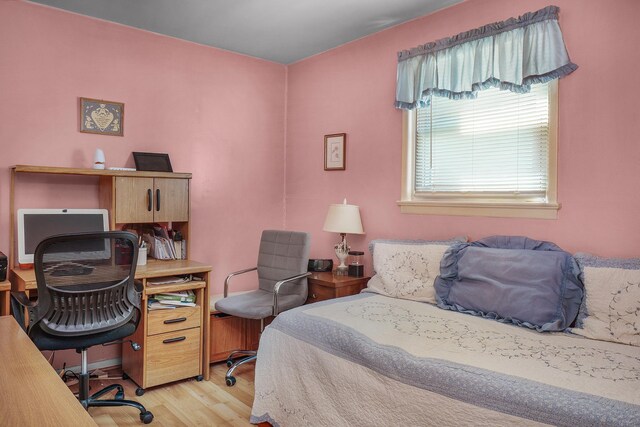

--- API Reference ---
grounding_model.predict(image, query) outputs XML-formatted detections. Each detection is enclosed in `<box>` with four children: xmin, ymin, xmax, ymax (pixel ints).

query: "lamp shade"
<box><xmin>323</xmin><ymin>200</ymin><xmax>364</xmax><ymax>234</ymax></box>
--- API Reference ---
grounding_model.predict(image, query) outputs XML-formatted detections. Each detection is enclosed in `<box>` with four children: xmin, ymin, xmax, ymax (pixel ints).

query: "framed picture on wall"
<box><xmin>324</xmin><ymin>133</ymin><xmax>346</xmax><ymax>171</ymax></box>
<box><xmin>79</xmin><ymin>97</ymin><xmax>124</xmax><ymax>136</ymax></box>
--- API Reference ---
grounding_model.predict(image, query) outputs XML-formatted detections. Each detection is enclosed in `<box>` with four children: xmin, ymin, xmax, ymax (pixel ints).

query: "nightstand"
<box><xmin>306</xmin><ymin>271</ymin><xmax>371</xmax><ymax>304</ymax></box>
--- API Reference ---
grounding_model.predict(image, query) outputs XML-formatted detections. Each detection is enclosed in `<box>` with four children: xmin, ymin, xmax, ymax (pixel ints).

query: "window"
<box><xmin>399</xmin><ymin>81</ymin><xmax>559</xmax><ymax>219</ymax></box>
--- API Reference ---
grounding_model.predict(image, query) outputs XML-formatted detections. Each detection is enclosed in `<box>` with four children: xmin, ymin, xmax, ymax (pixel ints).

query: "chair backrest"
<box><xmin>257</xmin><ymin>230</ymin><xmax>311</xmax><ymax>300</ymax></box>
<box><xmin>30</xmin><ymin>231</ymin><xmax>140</xmax><ymax>337</ymax></box>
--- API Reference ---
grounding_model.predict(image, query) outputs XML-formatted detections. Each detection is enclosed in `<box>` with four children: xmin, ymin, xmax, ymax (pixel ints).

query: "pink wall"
<box><xmin>285</xmin><ymin>0</ymin><xmax>640</xmax><ymax>267</ymax></box>
<box><xmin>2</xmin><ymin>0</ymin><xmax>640</xmax><ymax>368</ymax></box>
<box><xmin>0</xmin><ymin>1</ymin><xmax>286</xmax><ymax>367</ymax></box>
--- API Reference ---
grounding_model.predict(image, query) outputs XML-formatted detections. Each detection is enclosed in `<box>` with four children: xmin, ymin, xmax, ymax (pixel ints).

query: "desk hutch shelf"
<box><xmin>6</xmin><ymin>165</ymin><xmax>211</xmax><ymax>393</ymax></box>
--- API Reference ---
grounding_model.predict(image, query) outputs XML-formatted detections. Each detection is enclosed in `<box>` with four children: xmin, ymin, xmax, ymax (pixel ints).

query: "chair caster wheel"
<box><xmin>136</xmin><ymin>387</ymin><xmax>145</xmax><ymax>396</ymax></box>
<box><xmin>122</xmin><ymin>372</ymin><xmax>129</xmax><ymax>380</ymax></box>
<box><xmin>140</xmin><ymin>411</ymin><xmax>154</xmax><ymax>424</ymax></box>
<box><xmin>115</xmin><ymin>391</ymin><xmax>125</xmax><ymax>400</ymax></box>
<box><xmin>225</xmin><ymin>376</ymin><xmax>236</xmax><ymax>387</ymax></box>
<box><xmin>196</xmin><ymin>375</ymin><xmax>204</xmax><ymax>382</ymax></box>
<box><xmin>226</xmin><ymin>359</ymin><xmax>234</xmax><ymax>368</ymax></box>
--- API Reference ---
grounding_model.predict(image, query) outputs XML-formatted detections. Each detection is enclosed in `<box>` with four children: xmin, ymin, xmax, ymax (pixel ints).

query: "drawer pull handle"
<box><xmin>164</xmin><ymin>317</ymin><xmax>187</xmax><ymax>324</ymax></box>
<box><xmin>147</xmin><ymin>189</ymin><xmax>152</xmax><ymax>211</ymax></box>
<box><xmin>312</xmin><ymin>294</ymin><xmax>317</xmax><ymax>299</ymax></box>
<box><xmin>162</xmin><ymin>336</ymin><xmax>186</xmax><ymax>344</ymax></box>
<box><xmin>156</xmin><ymin>189</ymin><xmax>161</xmax><ymax>211</ymax></box>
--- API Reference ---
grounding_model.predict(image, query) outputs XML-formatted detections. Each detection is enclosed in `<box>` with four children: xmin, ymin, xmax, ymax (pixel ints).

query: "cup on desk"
<box><xmin>137</xmin><ymin>245</ymin><xmax>147</xmax><ymax>266</ymax></box>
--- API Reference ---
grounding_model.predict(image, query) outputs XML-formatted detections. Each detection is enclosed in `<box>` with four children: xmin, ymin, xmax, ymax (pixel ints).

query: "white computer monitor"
<box><xmin>17</xmin><ymin>208</ymin><xmax>110</xmax><ymax>265</ymax></box>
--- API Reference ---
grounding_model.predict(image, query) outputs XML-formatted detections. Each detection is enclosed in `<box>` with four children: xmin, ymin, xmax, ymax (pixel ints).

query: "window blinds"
<box><xmin>415</xmin><ymin>83</ymin><xmax>550</xmax><ymax>199</ymax></box>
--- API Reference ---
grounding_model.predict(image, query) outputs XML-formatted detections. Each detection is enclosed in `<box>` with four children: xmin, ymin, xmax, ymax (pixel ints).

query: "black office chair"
<box><xmin>11</xmin><ymin>231</ymin><xmax>153</xmax><ymax>424</ymax></box>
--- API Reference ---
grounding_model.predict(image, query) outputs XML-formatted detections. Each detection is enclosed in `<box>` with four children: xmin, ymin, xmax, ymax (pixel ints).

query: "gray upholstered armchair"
<box><xmin>214</xmin><ymin>230</ymin><xmax>311</xmax><ymax>386</ymax></box>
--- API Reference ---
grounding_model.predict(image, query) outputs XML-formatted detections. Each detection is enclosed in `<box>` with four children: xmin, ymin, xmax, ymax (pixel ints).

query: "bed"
<box><xmin>251</xmin><ymin>293</ymin><xmax>640</xmax><ymax>426</ymax></box>
<box><xmin>250</xmin><ymin>237</ymin><xmax>640</xmax><ymax>426</ymax></box>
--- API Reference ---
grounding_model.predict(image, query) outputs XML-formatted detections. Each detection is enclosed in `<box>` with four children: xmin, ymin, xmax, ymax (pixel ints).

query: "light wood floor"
<box><xmin>84</xmin><ymin>363</ymin><xmax>256</xmax><ymax>426</ymax></box>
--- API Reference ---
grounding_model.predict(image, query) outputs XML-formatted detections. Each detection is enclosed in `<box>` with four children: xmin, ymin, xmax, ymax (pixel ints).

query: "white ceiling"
<box><xmin>28</xmin><ymin>0</ymin><xmax>463</xmax><ymax>64</ymax></box>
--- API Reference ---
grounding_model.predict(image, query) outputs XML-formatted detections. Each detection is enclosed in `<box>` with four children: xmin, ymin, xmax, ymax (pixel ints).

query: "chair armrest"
<box><xmin>273</xmin><ymin>272</ymin><xmax>311</xmax><ymax>316</ymax></box>
<box><xmin>10</xmin><ymin>291</ymin><xmax>36</xmax><ymax>308</ymax></box>
<box><xmin>10</xmin><ymin>291</ymin><xmax>37</xmax><ymax>332</ymax></box>
<box><xmin>224</xmin><ymin>267</ymin><xmax>257</xmax><ymax>297</ymax></box>
<box><xmin>134</xmin><ymin>279</ymin><xmax>144</xmax><ymax>293</ymax></box>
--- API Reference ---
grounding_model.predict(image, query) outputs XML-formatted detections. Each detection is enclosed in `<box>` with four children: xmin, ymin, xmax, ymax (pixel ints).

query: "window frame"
<box><xmin>398</xmin><ymin>80</ymin><xmax>559</xmax><ymax>219</ymax></box>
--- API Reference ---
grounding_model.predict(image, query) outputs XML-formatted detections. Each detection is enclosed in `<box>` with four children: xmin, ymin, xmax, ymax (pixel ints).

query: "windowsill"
<box><xmin>397</xmin><ymin>200</ymin><xmax>560</xmax><ymax>219</ymax></box>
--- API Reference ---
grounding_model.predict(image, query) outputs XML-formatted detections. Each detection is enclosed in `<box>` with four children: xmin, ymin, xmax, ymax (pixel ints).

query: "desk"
<box><xmin>0</xmin><ymin>317</ymin><xmax>97</xmax><ymax>426</ymax></box>
<box><xmin>11</xmin><ymin>259</ymin><xmax>212</xmax><ymax>392</ymax></box>
<box><xmin>0</xmin><ymin>280</ymin><xmax>10</xmax><ymax>316</ymax></box>
<box><xmin>11</xmin><ymin>259</ymin><xmax>209</xmax><ymax>290</ymax></box>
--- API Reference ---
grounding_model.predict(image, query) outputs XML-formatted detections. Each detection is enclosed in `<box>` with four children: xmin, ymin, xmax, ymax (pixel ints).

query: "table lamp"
<box><xmin>323</xmin><ymin>199</ymin><xmax>364</xmax><ymax>275</ymax></box>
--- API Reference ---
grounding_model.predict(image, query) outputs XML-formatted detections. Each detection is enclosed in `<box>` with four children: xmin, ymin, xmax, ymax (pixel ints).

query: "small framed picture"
<box><xmin>324</xmin><ymin>133</ymin><xmax>346</xmax><ymax>171</ymax></box>
<box><xmin>133</xmin><ymin>152</ymin><xmax>173</xmax><ymax>172</ymax></box>
<box><xmin>79</xmin><ymin>97</ymin><xmax>124</xmax><ymax>136</ymax></box>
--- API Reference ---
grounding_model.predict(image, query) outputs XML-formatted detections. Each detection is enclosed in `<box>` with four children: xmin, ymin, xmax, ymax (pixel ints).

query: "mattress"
<box><xmin>251</xmin><ymin>293</ymin><xmax>640</xmax><ymax>426</ymax></box>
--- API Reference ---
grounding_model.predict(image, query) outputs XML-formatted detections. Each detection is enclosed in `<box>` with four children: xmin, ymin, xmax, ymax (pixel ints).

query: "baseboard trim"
<box><xmin>64</xmin><ymin>357</ymin><xmax>121</xmax><ymax>374</ymax></box>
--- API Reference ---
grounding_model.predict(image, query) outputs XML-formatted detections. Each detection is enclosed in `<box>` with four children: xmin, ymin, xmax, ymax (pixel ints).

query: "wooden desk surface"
<box><xmin>12</xmin><ymin>258</ymin><xmax>212</xmax><ymax>290</ymax></box>
<box><xmin>0</xmin><ymin>317</ymin><xmax>97</xmax><ymax>426</ymax></box>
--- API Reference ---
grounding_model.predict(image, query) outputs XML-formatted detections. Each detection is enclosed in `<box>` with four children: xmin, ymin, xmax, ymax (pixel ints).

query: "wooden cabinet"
<box><xmin>112</xmin><ymin>176</ymin><xmax>189</xmax><ymax>224</ymax></box>
<box><xmin>210</xmin><ymin>314</ymin><xmax>246</xmax><ymax>363</ymax></box>
<box><xmin>209</xmin><ymin>313</ymin><xmax>270</xmax><ymax>363</ymax></box>
<box><xmin>306</xmin><ymin>271</ymin><xmax>371</xmax><ymax>304</ymax></box>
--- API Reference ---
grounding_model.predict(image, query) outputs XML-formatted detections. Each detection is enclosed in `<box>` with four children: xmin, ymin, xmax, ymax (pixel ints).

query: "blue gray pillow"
<box><xmin>434</xmin><ymin>236</ymin><xmax>583</xmax><ymax>332</ymax></box>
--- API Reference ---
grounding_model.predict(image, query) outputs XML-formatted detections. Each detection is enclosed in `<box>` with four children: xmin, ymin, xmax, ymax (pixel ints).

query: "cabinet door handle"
<box><xmin>162</xmin><ymin>336</ymin><xmax>186</xmax><ymax>344</ymax></box>
<box><xmin>164</xmin><ymin>317</ymin><xmax>187</xmax><ymax>324</ymax></box>
<box><xmin>156</xmin><ymin>189</ymin><xmax>161</xmax><ymax>212</ymax></box>
<box><xmin>147</xmin><ymin>189</ymin><xmax>152</xmax><ymax>211</ymax></box>
<box><xmin>311</xmin><ymin>294</ymin><xmax>317</xmax><ymax>299</ymax></box>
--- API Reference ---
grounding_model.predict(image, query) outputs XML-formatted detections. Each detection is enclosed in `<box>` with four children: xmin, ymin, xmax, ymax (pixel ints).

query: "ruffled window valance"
<box><xmin>395</xmin><ymin>5</ymin><xmax>577</xmax><ymax>110</ymax></box>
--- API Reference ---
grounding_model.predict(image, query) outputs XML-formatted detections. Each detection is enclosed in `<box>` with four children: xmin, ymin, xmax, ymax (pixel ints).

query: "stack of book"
<box><xmin>148</xmin><ymin>290</ymin><xmax>196</xmax><ymax>310</ymax></box>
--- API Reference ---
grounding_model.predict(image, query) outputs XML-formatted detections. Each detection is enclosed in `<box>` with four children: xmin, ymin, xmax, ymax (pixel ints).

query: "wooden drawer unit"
<box><xmin>305</xmin><ymin>271</ymin><xmax>371</xmax><ymax>304</ymax></box>
<box><xmin>145</xmin><ymin>327</ymin><xmax>202</xmax><ymax>388</ymax></box>
<box><xmin>119</xmin><ymin>261</ymin><xmax>211</xmax><ymax>395</ymax></box>
<box><xmin>148</xmin><ymin>305</ymin><xmax>201</xmax><ymax>336</ymax></box>
<box><xmin>307</xmin><ymin>282</ymin><xmax>336</xmax><ymax>303</ymax></box>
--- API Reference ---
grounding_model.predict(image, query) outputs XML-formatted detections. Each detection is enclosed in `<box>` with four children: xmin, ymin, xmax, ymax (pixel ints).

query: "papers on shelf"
<box><xmin>155</xmin><ymin>290</ymin><xmax>196</xmax><ymax>303</ymax></box>
<box><xmin>158</xmin><ymin>300</ymin><xmax>196</xmax><ymax>307</ymax></box>
<box><xmin>148</xmin><ymin>290</ymin><xmax>197</xmax><ymax>310</ymax></box>
<box><xmin>146</xmin><ymin>275</ymin><xmax>192</xmax><ymax>286</ymax></box>
<box><xmin>147</xmin><ymin>299</ymin><xmax>176</xmax><ymax>310</ymax></box>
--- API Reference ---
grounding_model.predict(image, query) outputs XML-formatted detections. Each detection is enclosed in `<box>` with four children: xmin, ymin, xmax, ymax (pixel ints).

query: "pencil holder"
<box><xmin>137</xmin><ymin>246</ymin><xmax>147</xmax><ymax>266</ymax></box>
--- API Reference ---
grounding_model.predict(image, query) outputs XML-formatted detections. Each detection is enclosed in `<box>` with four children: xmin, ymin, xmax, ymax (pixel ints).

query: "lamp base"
<box><xmin>333</xmin><ymin>234</ymin><xmax>350</xmax><ymax>276</ymax></box>
<box><xmin>334</xmin><ymin>265</ymin><xmax>348</xmax><ymax>276</ymax></box>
